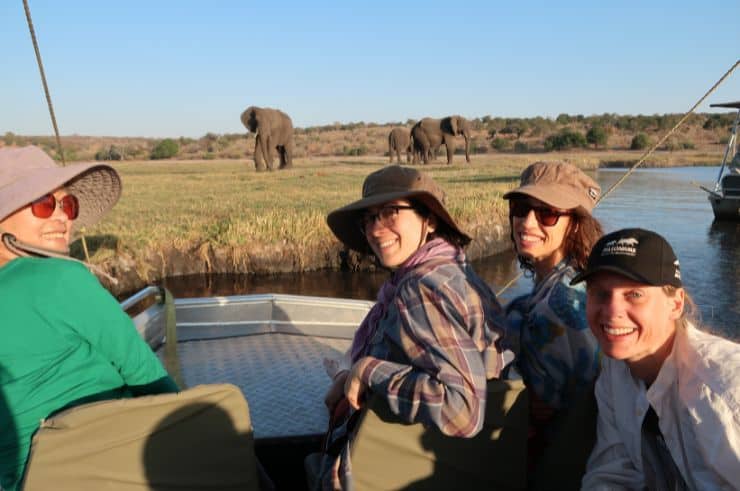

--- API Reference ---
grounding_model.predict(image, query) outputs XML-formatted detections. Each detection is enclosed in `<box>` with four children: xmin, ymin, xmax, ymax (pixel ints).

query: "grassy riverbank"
<box><xmin>77</xmin><ymin>149</ymin><xmax>721</xmax><ymax>294</ymax></box>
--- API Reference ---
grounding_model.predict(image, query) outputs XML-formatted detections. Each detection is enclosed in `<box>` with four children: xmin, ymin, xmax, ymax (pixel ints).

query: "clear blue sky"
<box><xmin>2</xmin><ymin>0</ymin><xmax>739</xmax><ymax>138</ymax></box>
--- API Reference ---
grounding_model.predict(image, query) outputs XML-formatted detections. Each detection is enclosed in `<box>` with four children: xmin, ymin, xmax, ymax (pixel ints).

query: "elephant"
<box><xmin>240</xmin><ymin>106</ymin><xmax>294</xmax><ymax>171</ymax></box>
<box><xmin>410</xmin><ymin>115</ymin><xmax>471</xmax><ymax>165</ymax></box>
<box><xmin>388</xmin><ymin>128</ymin><xmax>411</xmax><ymax>163</ymax></box>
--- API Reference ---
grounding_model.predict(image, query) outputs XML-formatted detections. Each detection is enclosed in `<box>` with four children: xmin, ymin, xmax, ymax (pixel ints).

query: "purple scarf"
<box><xmin>349</xmin><ymin>238</ymin><xmax>461</xmax><ymax>362</ymax></box>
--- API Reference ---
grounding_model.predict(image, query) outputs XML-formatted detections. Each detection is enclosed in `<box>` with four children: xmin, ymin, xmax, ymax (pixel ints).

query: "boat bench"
<box><xmin>350</xmin><ymin>379</ymin><xmax>529</xmax><ymax>491</ymax></box>
<box><xmin>23</xmin><ymin>384</ymin><xmax>261</xmax><ymax>490</ymax></box>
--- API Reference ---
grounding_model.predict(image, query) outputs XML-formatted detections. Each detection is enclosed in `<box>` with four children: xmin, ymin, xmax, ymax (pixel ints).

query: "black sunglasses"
<box><xmin>359</xmin><ymin>205</ymin><xmax>416</xmax><ymax>231</ymax></box>
<box><xmin>509</xmin><ymin>201</ymin><xmax>569</xmax><ymax>227</ymax></box>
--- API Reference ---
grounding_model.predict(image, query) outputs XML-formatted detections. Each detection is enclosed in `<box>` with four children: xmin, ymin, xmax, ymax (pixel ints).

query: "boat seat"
<box><xmin>721</xmin><ymin>174</ymin><xmax>740</xmax><ymax>197</ymax></box>
<box><xmin>22</xmin><ymin>383</ymin><xmax>261</xmax><ymax>491</ymax></box>
<box><xmin>350</xmin><ymin>379</ymin><xmax>529</xmax><ymax>491</ymax></box>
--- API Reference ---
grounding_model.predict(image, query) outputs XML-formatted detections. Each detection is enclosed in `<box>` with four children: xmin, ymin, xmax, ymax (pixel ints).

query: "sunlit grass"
<box><xmin>81</xmin><ymin>151</ymin><xmax>713</xmax><ymax>265</ymax></box>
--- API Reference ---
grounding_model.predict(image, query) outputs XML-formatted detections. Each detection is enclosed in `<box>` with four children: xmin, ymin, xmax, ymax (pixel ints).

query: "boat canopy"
<box><xmin>710</xmin><ymin>101</ymin><xmax>740</xmax><ymax>109</ymax></box>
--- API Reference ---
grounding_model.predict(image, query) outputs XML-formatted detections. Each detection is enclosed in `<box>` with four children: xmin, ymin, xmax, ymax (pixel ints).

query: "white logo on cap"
<box><xmin>588</xmin><ymin>187</ymin><xmax>599</xmax><ymax>200</ymax></box>
<box><xmin>601</xmin><ymin>237</ymin><xmax>639</xmax><ymax>257</ymax></box>
<box><xmin>674</xmin><ymin>259</ymin><xmax>681</xmax><ymax>280</ymax></box>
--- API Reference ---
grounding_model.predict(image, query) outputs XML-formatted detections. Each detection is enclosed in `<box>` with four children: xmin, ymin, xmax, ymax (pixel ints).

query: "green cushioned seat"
<box><xmin>351</xmin><ymin>379</ymin><xmax>529</xmax><ymax>491</ymax></box>
<box><xmin>23</xmin><ymin>383</ymin><xmax>260</xmax><ymax>491</ymax></box>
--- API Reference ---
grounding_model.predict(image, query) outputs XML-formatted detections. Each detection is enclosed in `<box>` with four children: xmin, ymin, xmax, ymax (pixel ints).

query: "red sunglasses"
<box><xmin>509</xmin><ymin>201</ymin><xmax>569</xmax><ymax>227</ymax></box>
<box><xmin>30</xmin><ymin>193</ymin><xmax>79</xmax><ymax>220</ymax></box>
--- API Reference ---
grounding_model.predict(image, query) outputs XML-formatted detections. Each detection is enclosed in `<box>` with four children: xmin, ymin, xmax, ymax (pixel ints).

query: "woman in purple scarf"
<box><xmin>317</xmin><ymin>165</ymin><xmax>506</xmax><ymax>490</ymax></box>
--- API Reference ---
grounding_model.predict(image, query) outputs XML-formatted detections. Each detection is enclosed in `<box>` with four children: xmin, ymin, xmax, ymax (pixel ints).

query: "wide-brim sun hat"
<box><xmin>503</xmin><ymin>161</ymin><xmax>601</xmax><ymax>216</ymax></box>
<box><xmin>327</xmin><ymin>165</ymin><xmax>471</xmax><ymax>252</ymax></box>
<box><xmin>0</xmin><ymin>146</ymin><xmax>122</xmax><ymax>232</ymax></box>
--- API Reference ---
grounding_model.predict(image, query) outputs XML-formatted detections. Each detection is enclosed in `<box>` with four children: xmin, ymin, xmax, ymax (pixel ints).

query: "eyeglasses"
<box><xmin>509</xmin><ymin>201</ymin><xmax>569</xmax><ymax>227</ymax></box>
<box><xmin>360</xmin><ymin>205</ymin><xmax>416</xmax><ymax>231</ymax></box>
<box><xmin>30</xmin><ymin>193</ymin><xmax>79</xmax><ymax>220</ymax></box>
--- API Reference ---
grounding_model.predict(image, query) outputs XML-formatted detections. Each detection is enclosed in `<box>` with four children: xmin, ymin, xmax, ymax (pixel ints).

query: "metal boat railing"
<box><xmin>120</xmin><ymin>285</ymin><xmax>183</xmax><ymax>387</ymax></box>
<box><xmin>712</xmin><ymin>106</ymin><xmax>740</xmax><ymax>192</ymax></box>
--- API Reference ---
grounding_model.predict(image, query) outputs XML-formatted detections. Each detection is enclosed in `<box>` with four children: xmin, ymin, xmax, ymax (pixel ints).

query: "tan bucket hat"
<box><xmin>503</xmin><ymin>161</ymin><xmax>601</xmax><ymax>215</ymax></box>
<box><xmin>327</xmin><ymin>165</ymin><xmax>471</xmax><ymax>252</ymax></box>
<box><xmin>0</xmin><ymin>146</ymin><xmax>122</xmax><ymax>231</ymax></box>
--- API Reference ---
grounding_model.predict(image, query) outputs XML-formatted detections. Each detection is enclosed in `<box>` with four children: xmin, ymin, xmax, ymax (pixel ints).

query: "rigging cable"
<box><xmin>22</xmin><ymin>0</ymin><xmax>64</xmax><ymax>165</ymax></box>
<box><xmin>496</xmin><ymin>58</ymin><xmax>740</xmax><ymax>297</ymax></box>
<box><xmin>22</xmin><ymin>0</ymin><xmax>91</xmax><ymax>262</ymax></box>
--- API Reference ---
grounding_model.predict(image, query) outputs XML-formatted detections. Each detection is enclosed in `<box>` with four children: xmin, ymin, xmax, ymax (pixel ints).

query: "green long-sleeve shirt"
<box><xmin>0</xmin><ymin>257</ymin><xmax>178</xmax><ymax>491</ymax></box>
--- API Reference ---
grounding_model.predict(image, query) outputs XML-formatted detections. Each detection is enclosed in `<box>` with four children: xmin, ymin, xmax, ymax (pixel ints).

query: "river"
<box><xmin>162</xmin><ymin>166</ymin><xmax>738</xmax><ymax>339</ymax></box>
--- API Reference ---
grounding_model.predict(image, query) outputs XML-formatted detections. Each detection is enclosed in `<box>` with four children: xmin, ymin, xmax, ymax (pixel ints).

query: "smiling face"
<box><xmin>362</xmin><ymin>199</ymin><xmax>435</xmax><ymax>268</ymax></box>
<box><xmin>0</xmin><ymin>188</ymin><xmax>74</xmax><ymax>266</ymax></box>
<box><xmin>586</xmin><ymin>272</ymin><xmax>684</xmax><ymax>382</ymax></box>
<box><xmin>510</xmin><ymin>197</ymin><xmax>572</xmax><ymax>277</ymax></box>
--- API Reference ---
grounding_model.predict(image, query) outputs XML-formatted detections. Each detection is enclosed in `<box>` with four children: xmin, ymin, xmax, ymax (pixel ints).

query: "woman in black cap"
<box><xmin>574</xmin><ymin>228</ymin><xmax>739</xmax><ymax>490</ymax></box>
<box><xmin>317</xmin><ymin>165</ymin><xmax>506</xmax><ymax>490</ymax></box>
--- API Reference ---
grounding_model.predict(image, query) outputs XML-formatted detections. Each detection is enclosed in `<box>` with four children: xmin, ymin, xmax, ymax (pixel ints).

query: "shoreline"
<box><xmin>100</xmin><ymin>219</ymin><xmax>512</xmax><ymax>297</ymax></box>
<box><xmin>78</xmin><ymin>151</ymin><xmax>720</xmax><ymax>296</ymax></box>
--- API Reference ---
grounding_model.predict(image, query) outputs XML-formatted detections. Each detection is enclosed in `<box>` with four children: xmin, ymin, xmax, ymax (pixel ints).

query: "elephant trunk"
<box><xmin>464</xmin><ymin>132</ymin><xmax>471</xmax><ymax>163</ymax></box>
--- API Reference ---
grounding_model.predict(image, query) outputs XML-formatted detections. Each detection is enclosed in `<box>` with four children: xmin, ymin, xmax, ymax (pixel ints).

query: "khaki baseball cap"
<box><xmin>503</xmin><ymin>161</ymin><xmax>601</xmax><ymax>215</ymax></box>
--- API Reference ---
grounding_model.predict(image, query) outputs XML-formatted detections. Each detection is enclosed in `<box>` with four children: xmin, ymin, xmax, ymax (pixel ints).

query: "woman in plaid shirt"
<box><xmin>317</xmin><ymin>165</ymin><xmax>507</xmax><ymax>490</ymax></box>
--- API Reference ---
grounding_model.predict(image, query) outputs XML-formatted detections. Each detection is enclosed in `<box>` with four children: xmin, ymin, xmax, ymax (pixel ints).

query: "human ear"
<box><xmin>426</xmin><ymin>214</ymin><xmax>437</xmax><ymax>233</ymax></box>
<box><xmin>668</xmin><ymin>288</ymin><xmax>685</xmax><ymax>320</ymax></box>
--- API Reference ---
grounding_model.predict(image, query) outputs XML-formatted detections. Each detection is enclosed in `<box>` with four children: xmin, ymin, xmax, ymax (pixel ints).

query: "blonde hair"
<box><xmin>662</xmin><ymin>285</ymin><xmax>698</xmax><ymax>331</ymax></box>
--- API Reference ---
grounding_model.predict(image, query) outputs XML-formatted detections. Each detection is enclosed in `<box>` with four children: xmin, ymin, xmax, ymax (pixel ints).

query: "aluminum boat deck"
<box><xmin>129</xmin><ymin>291</ymin><xmax>372</xmax><ymax>440</ymax></box>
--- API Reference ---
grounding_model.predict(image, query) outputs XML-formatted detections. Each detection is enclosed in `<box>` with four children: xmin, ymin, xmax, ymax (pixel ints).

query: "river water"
<box><xmin>162</xmin><ymin>166</ymin><xmax>738</xmax><ymax>339</ymax></box>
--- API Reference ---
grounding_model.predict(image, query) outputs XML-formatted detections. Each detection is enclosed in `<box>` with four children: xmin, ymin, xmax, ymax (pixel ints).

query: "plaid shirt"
<box><xmin>357</xmin><ymin>251</ymin><xmax>506</xmax><ymax>436</ymax></box>
<box><xmin>320</xmin><ymin>250</ymin><xmax>507</xmax><ymax>490</ymax></box>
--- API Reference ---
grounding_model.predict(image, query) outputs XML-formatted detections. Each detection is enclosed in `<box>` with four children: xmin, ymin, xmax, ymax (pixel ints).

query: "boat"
<box><xmin>122</xmin><ymin>286</ymin><xmax>530</xmax><ymax>490</ymax></box>
<box><xmin>705</xmin><ymin>101</ymin><xmax>740</xmax><ymax>221</ymax></box>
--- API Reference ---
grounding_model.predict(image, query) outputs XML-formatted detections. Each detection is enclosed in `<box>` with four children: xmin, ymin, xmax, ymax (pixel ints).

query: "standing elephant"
<box><xmin>411</xmin><ymin>116</ymin><xmax>471</xmax><ymax>165</ymax></box>
<box><xmin>388</xmin><ymin>128</ymin><xmax>411</xmax><ymax>163</ymax></box>
<box><xmin>240</xmin><ymin>106</ymin><xmax>294</xmax><ymax>171</ymax></box>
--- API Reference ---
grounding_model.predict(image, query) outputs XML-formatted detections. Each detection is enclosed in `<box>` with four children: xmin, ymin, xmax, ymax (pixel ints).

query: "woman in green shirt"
<box><xmin>0</xmin><ymin>146</ymin><xmax>178</xmax><ymax>491</ymax></box>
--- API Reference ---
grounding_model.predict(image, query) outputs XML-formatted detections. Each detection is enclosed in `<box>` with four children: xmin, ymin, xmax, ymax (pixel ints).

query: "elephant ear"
<box><xmin>241</xmin><ymin>107</ymin><xmax>258</xmax><ymax>132</ymax></box>
<box><xmin>450</xmin><ymin>117</ymin><xmax>459</xmax><ymax>135</ymax></box>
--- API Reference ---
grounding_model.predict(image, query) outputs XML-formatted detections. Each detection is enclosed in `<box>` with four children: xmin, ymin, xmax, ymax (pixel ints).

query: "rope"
<box><xmin>496</xmin><ymin>59</ymin><xmax>740</xmax><ymax>297</ymax></box>
<box><xmin>2</xmin><ymin>232</ymin><xmax>118</xmax><ymax>285</ymax></box>
<box><xmin>596</xmin><ymin>59</ymin><xmax>739</xmax><ymax>205</ymax></box>
<box><xmin>22</xmin><ymin>0</ymin><xmax>65</xmax><ymax>166</ymax></box>
<box><xmin>22</xmin><ymin>0</ymin><xmax>92</xmax><ymax>262</ymax></box>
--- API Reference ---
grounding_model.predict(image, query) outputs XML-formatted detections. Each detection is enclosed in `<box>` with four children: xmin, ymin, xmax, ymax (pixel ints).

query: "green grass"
<box><xmin>80</xmin><ymin>156</ymin><xmax>522</xmax><ymax>261</ymax></box>
<box><xmin>78</xmin><ymin>149</ymin><xmax>721</xmax><ymax>270</ymax></box>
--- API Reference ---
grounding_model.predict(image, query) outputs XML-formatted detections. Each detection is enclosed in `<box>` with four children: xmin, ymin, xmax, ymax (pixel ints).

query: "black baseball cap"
<box><xmin>571</xmin><ymin>228</ymin><xmax>682</xmax><ymax>287</ymax></box>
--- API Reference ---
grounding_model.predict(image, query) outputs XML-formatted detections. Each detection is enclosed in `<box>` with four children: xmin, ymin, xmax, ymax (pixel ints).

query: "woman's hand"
<box><xmin>324</xmin><ymin>370</ymin><xmax>349</xmax><ymax>413</ymax></box>
<box><xmin>323</xmin><ymin>357</ymin><xmax>342</xmax><ymax>379</ymax></box>
<box><xmin>344</xmin><ymin>358</ymin><xmax>371</xmax><ymax>410</ymax></box>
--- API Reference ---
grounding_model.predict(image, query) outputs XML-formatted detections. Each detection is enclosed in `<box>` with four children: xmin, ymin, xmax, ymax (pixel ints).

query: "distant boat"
<box><xmin>706</xmin><ymin>101</ymin><xmax>740</xmax><ymax>221</ymax></box>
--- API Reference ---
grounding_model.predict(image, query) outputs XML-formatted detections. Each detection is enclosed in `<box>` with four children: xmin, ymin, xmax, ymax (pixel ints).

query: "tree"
<box><xmin>544</xmin><ymin>129</ymin><xmax>587</xmax><ymax>151</ymax></box>
<box><xmin>586</xmin><ymin>126</ymin><xmax>608</xmax><ymax>148</ymax></box>
<box><xmin>150</xmin><ymin>139</ymin><xmax>179</xmax><ymax>159</ymax></box>
<box><xmin>490</xmin><ymin>138</ymin><xmax>510</xmax><ymax>151</ymax></box>
<box><xmin>556</xmin><ymin>113</ymin><xmax>572</xmax><ymax>125</ymax></box>
<box><xmin>95</xmin><ymin>145</ymin><xmax>123</xmax><ymax>161</ymax></box>
<box><xmin>630</xmin><ymin>133</ymin><xmax>650</xmax><ymax>150</ymax></box>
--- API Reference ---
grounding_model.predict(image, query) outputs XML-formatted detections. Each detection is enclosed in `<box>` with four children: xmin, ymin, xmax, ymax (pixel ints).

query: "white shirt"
<box><xmin>582</xmin><ymin>323</ymin><xmax>740</xmax><ymax>490</ymax></box>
